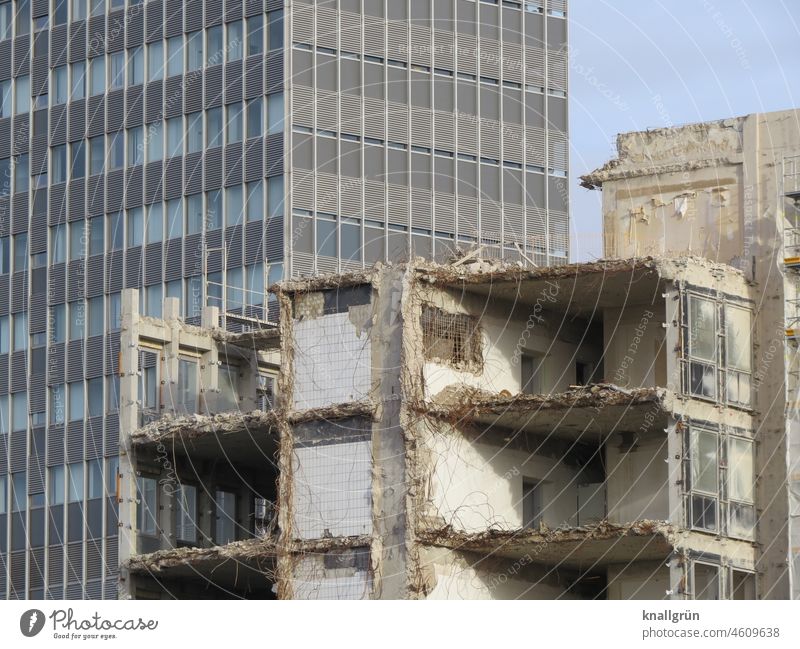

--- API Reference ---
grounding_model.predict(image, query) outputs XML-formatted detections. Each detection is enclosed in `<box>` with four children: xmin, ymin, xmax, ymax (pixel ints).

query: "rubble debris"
<box><xmin>131</xmin><ymin>410</ymin><xmax>280</xmax><ymax>446</ymax></box>
<box><xmin>126</xmin><ymin>537</ymin><xmax>278</xmax><ymax>575</ymax></box>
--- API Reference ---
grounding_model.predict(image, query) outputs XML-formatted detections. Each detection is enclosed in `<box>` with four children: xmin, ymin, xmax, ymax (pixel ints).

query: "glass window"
<box><xmin>206</xmin><ymin>190</ymin><xmax>222</xmax><ymax>230</ymax></box>
<box><xmin>226</xmin><ymin>185</ymin><xmax>243</xmax><ymax>228</ymax></box>
<box><xmin>725</xmin><ymin>306</ymin><xmax>752</xmax><ymax>372</ymax></box>
<box><xmin>71</xmin><ymin>61</ymin><xmax>86</xmax><ymax>100</ymax></box>
<box><xmin>215</xmin><ymin>489</ymin><xmax>236</xmax><ymax>544</ymax></box>
<box><xmin>317</xmin><ymin>216</ymin><xmax>336</xmax><ymax>258</ymax></box>
<box><xmin>50</xmin><ymin>303</ymin><xmax>66</xmax><ymax>342</ymax></box>
<box><xmin>68</xmin><ymin>381</ymin><xmax>84</xmax><ymax>421</ymax></box>
<box><xmin>267</xmin><ymin>9</ymin><xmax>283</xmax><ymax>51</ymax></box>
<box><xmin>187</xmin><ymin>194</ymin><xmax>203</xmax><ymax>234</ymax></box>
<box><xmin>0</xmin><ymin>2</ymin><xmax>11</xmax><ymax>41</ymax></box>
<box><xmin>71</xmin><ymin>0</ymin><xmax>86</xmax><ymax>21</ymax></box>
<box><xmin>50</xmin><ymin>383</ymin><xmax>65</xmax><ymax>424</ymax></box>
<box><xmin>267</xmin><ymin>92</ymin><xmax>283</xmax><ymax>135</ymax></box>
<box><xmin>206</xmin><ymin>107</ymin><xmax>222</xmax><ymax>148</ymax></box>
<box><xmin>87</xmin><ymin>295</ymin><xmax>103</xmax><ymax>336</ymax></box>
<box><xmin>0</xmin><ymin>79</ymin><xmax>10</xmax><ymax>117</ymax></box>
<box><xmin>127</xmin><ymin>126</ymin><xmax>143</xmax><ymax>167</ymax></box>
<box><xmin>52</xmin><ymin>144</ymin><xmax>67</xmax><ymax>183</ymax></box>
<box><xmin>148</xmin><ymin>41</ymin><xmax>163</xmax><ymax>81</ymax></box>
<box><xmin>226</xmin><ymin>102</ymin><xmax>243</xmax><ymax>143</ymax></box>
<box><xmin>691</xmin><ymin>428</ymin><xmax>718</xmax><ymax>494</ymax></box>
<box><xmin>14</xmin><ymin>75</ymin><xmax>29</xmax><ymax>114</ymax></box>
<box><xmin>71</xmin><ymin>140</ymin><xmax>85</xmax><ymax>179</ymax></box>
<box><xmin>49</xmin><ymin>466</ymin><xmax>65</xmax><ymax>506</ymax></box>
<box><xmin>53</xmin><ymin>65</ymin><xmax>68</xmax><ymax>104</ymax></box>
<box><xmin>15</xmin><ymin>0</ymin><xmax>29</xmax><ymax>35</ymax></box>
<box><xmin>90</xmin><ymin>0</ymin><xmax>103</xmax><ymax>16</ymax></box>
<box><xmin>107</xmin><ymin>211</ymin><xmax>123</xmax><ymax>251</ymax></box>
<box><xmin>186</xmin><ymin>112</ymin><xmax>203</xmax><ymax>153</ymax></box>
<box><xmin>0</xmin><ymin>236</ymin><xmax>7</xmax><ymax>273</ymax></box>
<box><xmin>108</xmin><ymin>131</ymin><xmax>124</xmax><ymax>169</ymax></box>
<box><xmin>137</xmin><ymin>476</ymin><xmax>158</xmax><ymax>536</ymax></box>
<box><xmin>0</xmin><ymin>314</ymin><xmax>7</xmax><ymax>352</ymax></box>
<box><xmin>166</xmin><ymin>36</ymin><xmax>183</xmax><ymax>77</ymax></box>
<box><xmin>187</xmin><ymin>31</ymin><xmax>203</xmax><ymax>71</ymax></box>
<box><xmin>128</xmin><ymin>207</ymin><xmax>143</xmax><ymax>246</ymax></box>
<box><xmin>69</xmin><ymin>221</ymin><xmax>86</xmax><ymax>260</ymax></box>
<box><xmin>69</xmin><ymin>301</ymin><xmax>85</xmax><ymax>339</ymax></box>
<box><xmin>206</xmin><ymin>25</ymin><xmax>223</xmax><ymax>66</ymax></box>
<box><xmin>108</xmin><ymin>292</ymin><xmax>121</xmax><ymax>331</ymax></box>
<box><xmin>11</xmin><ymin>392</ymin><xmax>26</xmax><ymax>431</ymax></box>
<box><xmin>177</xmin><ymin>357</ymin><xmax>198</xmax><ymax>414</ymax></box>
<box><xmin>227</xmin><ymin>20</ymin><xmax>243</xmax><ymax>61</ymax></box>
<box><xmin>693</xmin><ymin>563</ymin><xmax>719</xmax><ymax>600</ymax></box>
<box><xmin>247</xmin><ymin>15</ymin><xmax>263</xmax><ymax>56</ymax></box>
<box><xmin>146</xmin><ymin>121</ymin><xmax>163</xmax><ymax>162</ymax></box>
<box><xmin>13</xmin><ymin>232</ymin><xmax>26</xmax><ymax>272</ymax></box>
<box><xmin>89</xmin><ymin>216</ymin><xmax>103</xmax><ymax>255</ymax></box>
<box><xmin>129</xmin><ymin>47</ymin><xmax>144</xmax><ymax>85</ymax></box>
<box><xmin>14</xmin><ymin>153</ymin><xmax>28</xmax><ymax>192</ymax></box>
<box><xmin>689</xmin><ymin>296</ymin><xmax>716</xmax><ymax>361</ymax></box>
<box><xmin>166</xmin><ymin>198</ymin><xmax>182</xmax><ymax>239</ymax></box>
<box><xmin>0</xmin><ymin>158</ymin><xmax>7</xmax><ymax>196</ymax></box>
<box><xmin>166</xmin><ymin>116</ymin><xmax>182</xmax><ymax>157</ymax></box>
<box><xmin>87</xmin><ymin>459</ymin><xmax>102</xmax><ymax>499</ymax></box>
<box><xmin>246</xmin><ymin>97</ymin><xmax>262</xmax><ymax>138</ymax></box>
<box><xmin>246</xmin><ymin>181</ymin><xmax>262</xmax><ymax>222</ymax></box>
<box><xmin>246</xmin><ymin>263</ymin><xmax>263</xmax><ymax>306</ymax></box>
<box><xmin>109</xmin><ymin>52</ymin><xmax>125</xmax><ymax>89</ymax></box>
<box><xmin>12</xmin><ymin>313</ymin><xmax>26</xmax><ymax>351</ymax></box>
<box><xmin>90</xmin><ymin>57</ymin><xmax>105</xmax><ymax>95</ymax></box>
<box><xmin>51</xmin><ymin>224</ymin><xmax>66</xmax><ymax>264</ymax></box>
<box><xmin>146</xmin><ymin>203</ymin><xmax>163</xmax><ymax>243</ymax></box>
<box><xmin>87</xmin><ymin>377</ymin><xmax>103</xmax><ymax>417</ymax></box>
<box><xmin>89</xmin><ymin>136</ymin><xmax>104</xmax><ymax>174</ymax></box>
<box><xmin>176</xmin><ymin>484</ymin><xmax>197</xmax><ymax>543</ymax></box>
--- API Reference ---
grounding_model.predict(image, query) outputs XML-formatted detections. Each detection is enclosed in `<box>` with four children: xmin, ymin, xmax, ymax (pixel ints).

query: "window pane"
<box><xmin>15</xmin><ymin>75</ymin><xmax>29</xmax><ymax>113</ymax></box>
<box><xmin>148</xmin><ymin>41</ymin><xmax>163</xmax><ymax>81</ymax></box>
<box><xmin>53</xmin><ymin>65</ymin><xmax>68</xmax><ymax>103</ymax></box>
<box><xmin>187</xmin><ymin>31</ymin><xmax>203</xmax><ymax>71</ymax></box>
<box><xmin>187</xmin><ymin>112</ymin><xmax>203</xmax><ymax>152</ymax></box>
<box><xmin>227</xmin><ymin>102</ymin><xmax>243</xmax><ymax>143</ymax></box>
<box><xmin>127</xmin><ymin>127</ymin><xmax>143</xmax><ymax>166</ymax></box>
<box><xmin>146</xmin><ymin>121</ymin><xmax>163</xmax><ymax>162</ymax></box>
<box><xmin>109</xmin><ymin>52</ymin><xmax>124</xmax><ymax>88</ymax></box>
<box><xmin>89</xmin><ymin>136</ymin><xmax>104</xmax><ymax>174</ymax></box>
<box><xmin>689</xmin><ymin>296</ymin><xmax>715</xmax><ymax>361</ymax></box>
<box><xmin>206</xmin><ymin>107</ymin><xmax>222</xmax><ymax>148</ymax></box>
<box><xmin>89</xmin><ymin>216</ymin><xmax>103</xmax><ymax>255</ymax></box>
<box><xmin>166</xmin><ymin>198</ymin><xmax>182</xmax><ymax>239</ymax></box>
<box><xmin>71</xmin><ymin>61</ymin><xmax>85</xmax><ymax>100</ymax></box>
<box><xmin>207</xmin><ymin>25</ymin><xmax>223</xmax><ymax>65</ymax></box>
<box><xmin>49</xmin><ymin>466</ymin><xmax>65</xmax><ymax>505</ymax></box>
<box><xmin>267</xmin><ymin>10</ymin><xmax>283</xmax><ymax>50</ymax></box>
<box><xmin>246</xmin><ymin>98</ymin><xmax>261</xmax><ymax>138</ymax></box>
<box><xmin>90</xmin><ymin>57</ymin><xmax>104</xmax><ymax>95</ymax></box>
<box><xmin>71</xmin><ymin>141</ymin><xmax>85</xmax><ymax>179</ymax></box>
<box><xmin>146</xmin><ymin>203</ymin><xmax>163</xmax><ymax>243</ymax></box>
<box><xmin>226</xmin><ymin>185</ymin><xmax>243</xmax><ymax>227</ymax></box>
<box><xmin>68</xmin><ymin>382</ymin><xmax>84</xmax><ymax>421</ymax></box>
<box><xmin>87</xmin><ymin>295</ymin><xmax>103</xmax><ymax>336</ymax></box>
<box><xmin>176</xmin><ymin>484</ymin><xmax>197</xmax><ymax>543</ymax></box>
<box><xmin>227</xmin><ymin>21</ymin><xmax>243</xmax><ymax>61</ymax></box>
<box><xmin>728</xmin><ymin>437</ymin><xmax>754</xmax><ymax>502</ymax></box>
<box><xmin>67</xmin><ymin>462</ymin><xmax>83</xmax><ymax>503</ymax></box>
<box><xmin>267</xmin><ymin>92</ymin><xmax>283</xmax><ymax>134</ymax></box>
<box><xmin>215</xmin><ymin>490</ymin><xmax>236</xmax><ymax>544</ymax></box>
<box><xmin>166</xmin><ymin>36</ymin><xmax>183</xmax><ymax>77</ymax></box>
<box><xmin>129</xmin><ymin>47</ymin><xmax>143</xmax><ymax>85</ymax></box>
<box><xmin>246</xmin><ymin>181</ymin><xmax>262</xmax><ymax>222</ymax></box>
<box><xmin>166</xmin><ymin>116</ymin><xmax>182</xmax><ymax>156</ymax></box>
<box><xmin>691</xmin><ymin>429</ymin><xmax>717</xmax><ymax>494</ymax></box>
<box><xmin>128</xmin><ymin>207</ymin><xmax>143</xmax><ymax>246</ymax></box>
<box><xmin>247</xmin><ymin>15</ymin><xmax>263</xmax><ymax>56</ymax></box>
<box><xmin>725</xmin><ymin>306</ymin><xmax>752</xmax><ymax>372</ymax></box>
<box><xmin>137</xmin><ymin>476</ymin><xmax>157</xmax><ymax>536</ymax></box>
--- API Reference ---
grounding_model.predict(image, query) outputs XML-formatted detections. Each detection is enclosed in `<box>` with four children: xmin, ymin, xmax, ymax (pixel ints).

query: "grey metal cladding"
<box><xmin>68</xmin><ymin>99</ymin><xmax>86</xmax><ymax>141</ymax></box>
<box><xmin>0</xmin><ymin>355</ymin><xmax>6</xmax><ymax>395</ymax></box>
<box><xmin>164</xmin><ymin>157</ymin><xmax>182</xmax><ymax>199</ymax></box>
<box><xmin>10</xmin><ymin>351</ymin><xmax>26</xmax><ymax>392</ymax></box>
<box><xmin>145</xmin><ymin>1</ymin><xmax>164</xmax><ymax>42</ymax></box>
<box><xmin>66</xmin><ymin>340</ymin><xmax>84</xmax><ymax>382</ymax></box>
<box><xmin>125</xmin><ymin>167</ymin><xmax>143</xmax><ymax>208</ymax></box>
<box><xmin>86</xmin><ymin>255</ymin><xmax>104</xmax><ymax>297</ymax></box>
<box><xmin>13</xmin><ymin>35</ymin><xmax>31</xmax><ymax>75</ymax></box>
<box><xmin>205</xmin><ymin>147</ymin><xmax>223</xmax><ymax>189</ymax></box>
<box><xmin>31</xmin><ymin>133</ymin><xmax>48</xmax><ymax>174</ymax></box>
<box><xmin>51</xmin><ymin>25</ymin><xmax>69</xmax><ymax>67</ymax></box>
<box><xmin>165</xmin><ymin>0</ymin><xmax>184</xmax><ymax>37</ymax></box>
<box><xmin>246</xmin><ymin>0</ymin><xmax>264</xmax><ymax>17</ymax></box>
<box><xmin>225</xmin><ymin>0</ymin><xmax>243</xmax><ymax>21</ymax></box>
<box><xmin>144</xmin><ymin>161</ymin><xmax>164</xmax><ymax>203</ymax></box>
<box><xmin>164</xmin><ymin>239</ymin><xmax>182</xmax><ymax>280</ymax></box>
<box><xmin>184</xmin><ymin>75</ymin><xmax>203</xmax><ymax>113</ymax></box>
<box><xmin>144</xmin><ymin>242</ymin><xmax>163</xmax><ymax>285</ymax></box>
<box><xmin>106</xmin><ymin>89</ymin><xmax>125</xmax><ymax>132</ymax></box>
<box><xmin>67</xmin><ymin>260</ymin><xmax>85</xmax><ymax>299</ymax></box>
<box><xmin>224</xmin><ymin>61</ymin><xmax>243</xmax><ymax>102</ymax></box>
<box><xmin>66</xmin><ymin>420</ymin><xmax>84</xmax><ymax>463</ymax></box>
<box><xmin>51</xmin><ymin>105</ymin><xmax>68</xmax><ymax>145</ymax></box>
<box><xmin>205</xmin><ymin>246</ymin><xmax>222</xmax><ymax>274</ymax></box>
<box><xmin>224</xmin><ymin>143</ymin><xmax>242</xmax><ymax>185</ymax></box>
<box><xmin>185</xmin><ymin>0</ymin><xmax>204</xmax><ymax>31</ymax></box>
<box><xmin>28</xmin><ymin>455</ymin><xmax>45</xmax><ymax>498</ymax></box>
<box><xmin>185</xmin><ymin>152</ymin><xmax>203</xmax><ymax>195</ymax></box>
<box><xmin>11</xmin><ymin>272</ymin><xmax>26</xmax><ymax>312</ymax></box>
<box><xmin>183</xmin><ymin>232</ymin><xmax>202</xmax><ymax>271</ymax></box>
<box><xmin>0</xmin><ymin>431</ymin><xmax>6</xmax><ymax>471</ymax></box>
<box><xmin>164</xmin><ymin>76</ymin><xmax>183</xmax><ymax>118</ymax></box>
<box><xmin>87</xmin><ymin>175</ymin><xmax>104</xmax><ymax>216</ymax></box>
<box><xmin>0</xmin><ymin>40</ymin><xmax>11</xmax><ymax>79</ymax></box>
<box><xmin>205</xmin><ymin>65</ymin><xmax>223</xmax><ymax>107</ymax></box>
<box><xmin>47</xmin><ymin>424</ymin><xmax>65</xmax><ymax>465</ymax></box>
<box><xmin>32</xmin><ymin>38</ymin><xmax>48</xmax><ymax>95</ymax></box>
<box><xmin>104</xmin><ymin>416</ymin><xmax>119</xmax><ymax>457</ymax></box>
<box><xmin>205</xmin><ymin>0</ymin><xmax>223</xmax><ymax>26</ymax></box>
<box><xmin>29</xmin><ymin>293</ymin><xmax>46</xmax><ymax>329</ymax></box>
<box><xmin>85</xmin><ymin>541</ymin><xmax>102</xmax><ymax>579</ymax></box>
<box><xmin>9</xmin><ymin>430</ymin><xmax>25</xmax><ymax>469</ymax></box>
<box><xmin>125</xmin><ymin>247</ymin><xmax>141</xmax><ymax>287</ymax></box>
<box><xmin>244</xmin><ymin>138</ymin><xmax>262</xmax><ymax>181</ymax></box>
<box><xmin>12</xmin><ymin>115</ymin><xmax>29</xmax><ymax>154</ymax></box>
<box><xmin>107</xmin><ymin>12</ymin><xmax>126</xmax><ymax>53</ymax></box>
<box><xmin>106</xmin><ymin>169</ymin><xmax>125</xmax><ymax>212</ymax></box>
<box><xmin>144</xmin><ymin>81</ymin><xmax>163</xmax><ymax>123</ymax></box>
<box><xmin>85</xmin><ymin>337</ymin><xmax>104</xmax><ymax>378</ymax></box>
<box><xmin>244</xmin><ymin>57</ymin><xmax>262</xmax><ymax>98</ymax></box>
<box><xmin>125</xmin><ymin>86</ymin><xmax>144</xmax><ymax>126</ymax></box>
<box><xmin>265</xmin><ymin>216</ymin><xmax>282</xmax><ymax>261</ymax></box>
<box><xmin>265</xmin><ymin>52</ymin><xmax>282</xmax><ymax>92</ymax></box>
<box><xmin>225</xmin><ymin>225</ymin><xmax>243</xmax><ymax>268</ymax></box>
<box><xmin>125</xmin><ymin>7</ymin><xmax>144</xmax><ymax>47</ymax></box>
<box><xmin>69</xmin><ymin>22</ymin><xmax>87</xmax><ymax>62</ymax></box>
<box><xmin>265</xmin><ymin>133</ymin><xmax>283</xmax><ymax>175</ymax></box>
<box><xmin>48</xmin><ymin>264</ymin><xmax>66</xmax><ymax>304</ymax></box>
<box><xmin>108</xmin><ymin>249</ymin><xmax>124</xmax><ymax>292</ymax></box>
<box><xmin>105</xmin><ymin>333</ymin><xmax>120</xmax><ymax>376</ymax></box>
<box><xmin>86</xmin><ymin>95</ymin><xmax>105</xmax><ymax>137</ymax></box>
<box><xmin>0</xmin><ymin>119</ymin><xmax>9</xmax><ymax>156</ymax></box>
<box><xmin>47</xmin><ymin>186</ymin><xmax>66</xmax><ymax>223</ymax></box>
<box><xmin>87</xmin><ymin>17</ymin><xmax>105</xmax><ymax>57</ymax></box>
<box><xmin>12</xmin><ymin>194</ymin><xmax>28</xmax><ymax>232</ymax></box>
<box><xmin>32</xmin><ymin>0</ymin><xmax>47</xmax><ymax>15</ymax></box>
<box><xmin>9</xmin><ymin>551</ymin><xmax>25</xmax><ymax>592</ymax></box>
<box><xmin>68</xmin><ymin>180</ymin><xmax>85</xmax><ymax>221</ymax></box>
<box><xmin>30</xmin><ymin>225</ymin><xmax>46</xmax><ymax>253</ymax></box>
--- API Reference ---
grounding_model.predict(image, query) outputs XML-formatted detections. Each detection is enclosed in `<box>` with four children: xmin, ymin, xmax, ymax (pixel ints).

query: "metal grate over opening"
<box><xmin>420</xmin><ymin>305</ymin><xmax>483</xmax><ymax>371</ymax></box>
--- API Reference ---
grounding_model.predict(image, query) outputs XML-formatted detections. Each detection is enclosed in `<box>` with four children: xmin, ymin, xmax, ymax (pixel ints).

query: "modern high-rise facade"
<box><xmin>0</xmin><ymin>0</ymin><xmax>569</xmax><ymax>600</ymax></box>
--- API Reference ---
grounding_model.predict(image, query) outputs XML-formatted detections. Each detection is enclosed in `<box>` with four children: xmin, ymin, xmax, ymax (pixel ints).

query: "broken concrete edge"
<box><xmin>579</xmin><ymin>157</ymin><xmax>743</xmax><ymax>190</ymax></box>
<box><xmin>416</xmin><ymin>519</ymin><xmax>675</xmax><ymax>553</ymax></box>
<box><xmin>270</xmin><ymin>265</ymin><xmax>383</xmax><ymax>295</ymax></box>
<box><xmin>129</xmin><ymin>402</ymin><xmax>377</xmax><ymax>447</ymax></box>
<box><xmin>213</xmin><ymin>326</ymin><xmax>281</xmax><ymax>350</ymax></box>
<box><xmin>125</xmin><ymin>536</ymin><xmax>279</xmax><ymax>574</ymax></box>
<box><xmin>414</xmin><ymin>383</ymin><xmax>668</xmax><ymax>418</ymax></box>
<box><xmin>288</xmin><ymin>534</ymin><xmax>373</xmax><ymax>554</ymax></box>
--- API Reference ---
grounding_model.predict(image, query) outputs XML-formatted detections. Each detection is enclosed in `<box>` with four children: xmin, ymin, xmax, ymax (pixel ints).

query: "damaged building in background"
<box><xmin>112</xmin><ymin>108</ymin><xmax>798</xmax><ymax>599</ymax></box>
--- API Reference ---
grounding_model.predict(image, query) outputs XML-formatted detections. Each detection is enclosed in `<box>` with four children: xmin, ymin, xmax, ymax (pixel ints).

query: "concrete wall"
<box><xmin>607</xmin><ymin>562</ymin><xmax>671</xmax><ymax>600</ymax></box>
<box><xmin>606</xmin><ymin>434</ymin><xmax>670</xmax><ymax>524</ymax></box>
<box><xmin>603</xmin><ymin>304</ymin><xmax>667</xmax><ymax>388</ymax></box>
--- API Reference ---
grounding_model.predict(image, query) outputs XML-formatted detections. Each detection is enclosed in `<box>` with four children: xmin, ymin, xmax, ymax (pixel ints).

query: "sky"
<box><xmin>568</xmin><ymin>0</ymin><xmax>800</xmax><ymax>261</ymax></box>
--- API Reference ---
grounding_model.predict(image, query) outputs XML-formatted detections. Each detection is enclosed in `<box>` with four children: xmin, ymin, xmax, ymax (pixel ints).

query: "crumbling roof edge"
<box><xmin>271</xmin><ymin>264</ymin><xmax>389</xmax><ymax>295</ymax></box>
<box><xmin>125</xmin><ymin>536</ymin><xmax>278</xmax><ymax>574</ymax></box>
<box><xmin>287</xmin><ymin>401</ymin><xmax>377</xmax><ymax>425</ymax></box>
<box><xmin>130</xmin><ymin>410</ymin><xmax>280</xmax><ymax>446</ymax></box>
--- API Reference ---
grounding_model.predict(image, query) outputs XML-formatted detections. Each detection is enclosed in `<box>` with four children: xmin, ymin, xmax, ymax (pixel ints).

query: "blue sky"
<box><xmin>569</xmin><ymin>0</ymin><xmax>800</xmax><ymax>260</ymax></box>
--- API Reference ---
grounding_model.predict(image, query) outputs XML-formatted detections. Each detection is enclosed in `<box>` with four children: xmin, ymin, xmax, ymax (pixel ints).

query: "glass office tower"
<box><xmin>0</xmin><ymin>0</ymin><xmax>568</xmax><ymax>599</ymax></box>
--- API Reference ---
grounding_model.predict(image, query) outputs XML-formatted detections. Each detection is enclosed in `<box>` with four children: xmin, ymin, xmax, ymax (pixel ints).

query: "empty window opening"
<box><xmin>522</xmin><ymin>479</ymin><xmax>544</xmax><ymax>529</ymax></box>
<box><xmin>731</xmin><ymin>570</ymin><xmax>756</xmax><ymax>600</ymax></box>
<box><xmin>176</xmin><ymin>484</ymin><xmax>198</xmax><ymax>546</ymax></box>
<box><xmin>693</xmin><ymin>562</ymin><xmax>720</xmax><ymax>600</ymax></box>
<box><xmin>521</xmin><ymin>352</ymin><xmax>545</xmax><ymax>394</ymax></box>
<box><xmin>215</xmin><ymin>489</ymin><xmax>237</xmax><ymax>545</ymax></box>
<box><xmin>576</xmin><ymin>361</ymin><xmax>592</xmax><ymax>386</ymax></box>
<box><xmin>421</xmin><ymin>305</ymin><xmax>482</xmax><ymax>370</ymax></box>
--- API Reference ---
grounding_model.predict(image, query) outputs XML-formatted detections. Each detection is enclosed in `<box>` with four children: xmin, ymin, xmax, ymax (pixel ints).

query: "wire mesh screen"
<box><xmin>420</xmin><ymin>305</ymin><xmax>482</xmax><ymax>370</ymax></box>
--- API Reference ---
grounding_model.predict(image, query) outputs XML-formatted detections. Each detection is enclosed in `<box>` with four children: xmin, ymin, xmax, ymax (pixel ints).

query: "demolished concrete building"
<box><xmin>115</xmin><ymin>109</ymin><xmax>800</xmax><ymax>600</ymax></box>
